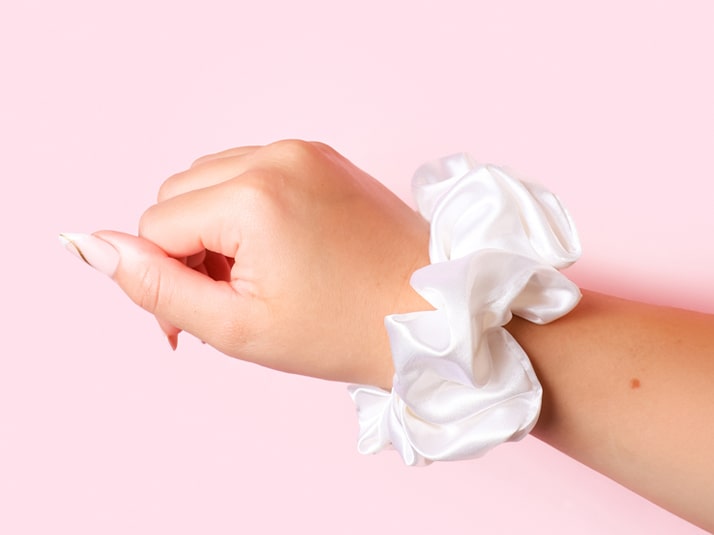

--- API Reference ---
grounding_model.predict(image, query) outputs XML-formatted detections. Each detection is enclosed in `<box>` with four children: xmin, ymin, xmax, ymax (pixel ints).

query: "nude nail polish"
<box><xmin>59</xmin><ymin>233</ymin><xmax>120</xmax><ymax>278</ymax></box>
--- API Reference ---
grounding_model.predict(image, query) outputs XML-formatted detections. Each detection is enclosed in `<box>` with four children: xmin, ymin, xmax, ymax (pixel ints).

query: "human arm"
<box><xmin>61</xmin><ymin>141</ymin><xmax>714</xmax><ymax>531</ymax></box>
<box><xmin>507</xmin><ymin>290</ymin><xmax>714</xmax><ymax>531</ymax></box>
<box><xmin>78</xmin><ymin>140</ymin><xmax>430</xmax><ymax>390</ymax></box>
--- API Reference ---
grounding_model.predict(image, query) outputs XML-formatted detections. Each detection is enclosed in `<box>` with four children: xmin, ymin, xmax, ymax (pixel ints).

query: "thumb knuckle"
<box><xmin>133</xmin><ymin>261</ymin><xmax>169</xmax><ymax>314</ymax></box>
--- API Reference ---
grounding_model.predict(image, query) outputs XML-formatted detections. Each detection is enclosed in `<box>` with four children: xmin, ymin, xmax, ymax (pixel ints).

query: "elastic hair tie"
<box><xmin>349</xmin><ymin>154</ymin><xmax>581</xmax><ymax>465</ymax></box>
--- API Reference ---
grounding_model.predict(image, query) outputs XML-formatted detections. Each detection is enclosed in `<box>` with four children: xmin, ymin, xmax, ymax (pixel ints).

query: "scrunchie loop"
<box><xmin>349</xmin><ymin>154</ymin><xmax>582</xmax><ymax>465</ymax></box>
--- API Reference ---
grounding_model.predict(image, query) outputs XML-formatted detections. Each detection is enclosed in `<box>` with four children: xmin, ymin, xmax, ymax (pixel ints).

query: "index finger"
<box><xmin>141</xmin><ymin>179</ymin><xmax>245</xmax><ymax>259</ymax></box>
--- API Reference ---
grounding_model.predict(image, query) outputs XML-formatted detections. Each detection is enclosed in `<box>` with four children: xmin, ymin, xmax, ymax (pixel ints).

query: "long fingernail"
<box><xmin>59</xmin><ymin>233</ymin><xmax>120</xmax><ymax>277</ymax></box>
<box><xmin>167</xmin><ymin>333</ymin><xmax>179</xmax><ymax>351</ymax></box>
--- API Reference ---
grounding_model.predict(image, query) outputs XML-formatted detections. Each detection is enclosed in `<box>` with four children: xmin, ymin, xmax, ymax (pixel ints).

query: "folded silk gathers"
<box><xmin>348</xmin><ymin>153</ymin><xmax>582</xmax><ymax>465</ymax></box>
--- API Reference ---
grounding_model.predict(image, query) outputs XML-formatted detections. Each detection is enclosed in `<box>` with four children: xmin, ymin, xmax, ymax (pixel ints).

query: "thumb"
<box><xmin>60</xmin><ymin>231</ymin><xmax>244</xmax><ymax>348</ymax></box>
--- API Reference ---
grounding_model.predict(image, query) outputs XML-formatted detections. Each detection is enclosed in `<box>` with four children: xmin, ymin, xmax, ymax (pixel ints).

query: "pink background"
<box><xmin>1</xmin><ymin>1</ymin><xmax>712</xmax><ymax>533</ymax></box>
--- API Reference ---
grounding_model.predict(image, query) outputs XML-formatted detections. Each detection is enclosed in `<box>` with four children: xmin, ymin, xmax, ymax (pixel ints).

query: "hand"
<box><xmin>94</xmin><ymin>140</ymin><xmax>431</xmax><ymax>389</ymax></box>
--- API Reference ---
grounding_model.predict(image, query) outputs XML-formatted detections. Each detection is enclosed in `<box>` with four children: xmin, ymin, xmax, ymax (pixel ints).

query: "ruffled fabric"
<box><xmin>348</xmin><ymin>154</ymin><xmax>582</xmax><ymax>465</ymax></box>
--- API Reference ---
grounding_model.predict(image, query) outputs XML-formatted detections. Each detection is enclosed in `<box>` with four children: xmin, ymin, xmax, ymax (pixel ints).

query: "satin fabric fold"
<box><xmin>349</xmin><ymin>154</ymin><xmax>582</xmax><ymax>465</ymax></box>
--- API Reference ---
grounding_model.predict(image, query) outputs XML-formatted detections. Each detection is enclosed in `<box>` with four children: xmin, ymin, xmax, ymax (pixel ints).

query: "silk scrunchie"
<box><xmin>348</xmin><ymin>154</ymin><xmax>582</xmax><ymax>465</ymax></box>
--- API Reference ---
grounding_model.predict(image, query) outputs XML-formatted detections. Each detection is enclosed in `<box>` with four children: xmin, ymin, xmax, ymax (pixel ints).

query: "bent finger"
<box><xmin>93</xmin><ymin>230</ymin><xmax>252</xmax><ymax>349</ymax></box>
<box><xmin>158</xmin><ymin>153</ymin><xmax>257</xmax><ymax>202</ymax></box>
<box><xmin>140</xmin><ymin>179</ymin><xmax>254</xmax><ymax>259</ymax></box>
<box><xmin>190</xmin><ymin>145</ymin><xmax>261</xmax><ymax>168</ymax></box>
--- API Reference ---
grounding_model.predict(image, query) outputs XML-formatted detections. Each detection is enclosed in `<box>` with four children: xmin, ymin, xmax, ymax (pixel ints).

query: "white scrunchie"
<box><xmin>348</xmin><ymin>154</ymin><xmax>582</xmax><ymax>465</ymax></box>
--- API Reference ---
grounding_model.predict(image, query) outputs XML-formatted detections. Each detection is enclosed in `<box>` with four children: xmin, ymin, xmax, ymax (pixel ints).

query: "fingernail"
<box><xmin>156</xmin><ymin>317</ymin><xmax>181</xmax><ymax>351</ymax></box>
<box><xmin>59</xmin><ymin>233</ymin><xmax>120</xmax><ymax>277</ymax></box>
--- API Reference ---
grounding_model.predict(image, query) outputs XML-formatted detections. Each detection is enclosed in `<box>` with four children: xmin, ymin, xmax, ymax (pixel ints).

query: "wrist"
<box><xmin>350</xmin><ymin>153</ymin><xmax>581</xmax><ymax>465</ymax></box>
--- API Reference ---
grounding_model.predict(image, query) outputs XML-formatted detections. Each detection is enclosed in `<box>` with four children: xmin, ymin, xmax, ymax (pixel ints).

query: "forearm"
<box><xmin>506</xmin><ymin>289</ymin><xmax>714</xmax><ymax>530</ymax></box>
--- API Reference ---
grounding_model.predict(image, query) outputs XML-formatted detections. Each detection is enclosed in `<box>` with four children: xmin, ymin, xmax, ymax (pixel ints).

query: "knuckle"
<box><xmin>156</xmin><ymin>176</ymin><xmax>177</xmax><ymax>202</ymax></box>
<box><xmin>137</xmin><ymin>205</ymin><xmax>158</xmax><ymax>239</ymax></box>
<box><xmin>310</xmin><ymin>141</ymin><xmax>337</xmax><ymax>156</ymax></box>
<box><xmin>268</xmin><ymin>139</ymin><xmax>321</xmax><ymax>165</ymax></box>
<box><xmin>190</xmin><ymin>154</ymin><xmax>210</xmax><ymax>168</ymax></box>
<box><xmin>133</xmin><ymin>261</ymin><xmax>165</xmax><ymax>314</ymax></box>
<box><xmin>156</xmin><ymin>168</ymin><xmax>192</xmax><ymax>203</ymax></box>
<box><xmin>231</xmin><ymin>170</ymin><xmax>284</xmax><ymax>210</ymax></box>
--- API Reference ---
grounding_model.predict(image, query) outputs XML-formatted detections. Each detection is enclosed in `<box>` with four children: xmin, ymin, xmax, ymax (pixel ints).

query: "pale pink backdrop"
<box><xmin>1</xmin><ymin>1</ymin><xmax>712</xmax><ymax>533</ymax></box>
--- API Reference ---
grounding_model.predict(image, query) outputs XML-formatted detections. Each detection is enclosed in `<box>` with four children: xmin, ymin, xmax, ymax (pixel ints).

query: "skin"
<box><xmin>93</xmin><ymin>140</ymin><xmax>713</xmax><ymax>531</ymax></box>
<box><xmin>98</xmin><ymin>140</ymin><xmax>429</xmax><ymax>388</ymax></box>
<box><xmin>508</xmin><ymin>292</ymin><xmax>714</xmax><ymax>531</ymax></box>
